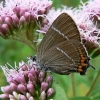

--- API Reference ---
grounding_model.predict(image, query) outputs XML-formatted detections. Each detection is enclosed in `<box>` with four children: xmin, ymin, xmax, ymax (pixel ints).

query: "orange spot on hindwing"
<box><xmin>77</xmin><ymin>47</ymin><xmax>89</xmax><ymax>75</ymax></box>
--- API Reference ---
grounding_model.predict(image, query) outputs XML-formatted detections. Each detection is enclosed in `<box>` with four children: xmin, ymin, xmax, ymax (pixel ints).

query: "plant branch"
<box><xmin>86</xmin><ymin>69</ymin><xmax>100</xmax><ymax>96</ymax></box>
<box><xmin>71</xmin><ymin>73</ymin><xmax>76</xmax><ymax>96</ymax></box>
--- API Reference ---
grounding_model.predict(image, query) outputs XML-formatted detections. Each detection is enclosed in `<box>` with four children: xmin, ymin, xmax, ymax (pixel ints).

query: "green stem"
<box><xmin>71</xmin><ymin>73</ymin><xmax>76</xmax><ymax>96</ymax></box>
<box><xmin>9</xmin><ymin>36</ymin><xmax>37</xmax><ymax>53</ymax></box>
<box><xmin>86</xmin><ymin>69</ymin><xmax>100</xmax><ymax>96</ymax></box>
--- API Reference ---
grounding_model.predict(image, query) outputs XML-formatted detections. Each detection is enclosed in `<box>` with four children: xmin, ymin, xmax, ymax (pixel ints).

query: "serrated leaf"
<box><xmin>52</xmin><ymin>82</ymin><xmax>68</xmax><ymax>100</ymax></box>
<box><xmin>70</xmin><ymin>96</ymin><xmax>91</xmax><ymax>100</ymax></box>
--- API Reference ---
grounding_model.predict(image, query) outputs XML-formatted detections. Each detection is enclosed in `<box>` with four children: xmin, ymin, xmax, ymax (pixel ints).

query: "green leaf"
<box><xmin>86</xmin><ymin>69</ymin><xmax>100</xmax><ymax>97</ymax></box>
<box><xmin>70</xmin><ymin>97</ymin><xmax>91</xmax><ymax>100</ymax></box>
<box><xmin>52</xmin><ymin>73</ymin><xmax>71</xmax><ymax>92</ymax></box>
<box><xmin>52</xmin><ymin>82</ymin><xmax>68</xmax><ymax>100</ymax></box>
<box><xmin>92</xmin><ymin>95</ymin><xmax>100</xmax><ymax>100</ymax></box>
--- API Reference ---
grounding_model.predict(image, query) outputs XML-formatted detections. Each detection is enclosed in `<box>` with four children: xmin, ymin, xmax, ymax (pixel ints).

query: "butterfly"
<box><xmin>33</xmin><ymin>13</ymin><xmax>94</xmax><ymax>75</ymax></box>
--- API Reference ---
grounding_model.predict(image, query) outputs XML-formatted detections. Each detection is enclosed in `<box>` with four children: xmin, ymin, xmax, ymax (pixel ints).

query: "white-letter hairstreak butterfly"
<box><xmin>33</xmin><ymin>13</ymin><xmax>95</xmax><ymax>75</ymax></box>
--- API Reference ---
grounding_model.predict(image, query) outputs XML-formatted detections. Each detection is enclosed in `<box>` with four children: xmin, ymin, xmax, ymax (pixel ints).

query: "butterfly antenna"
<box><xmin>90</xmin><ymin>65</ymin><xmax>96</xmax><ymax>70</ymax></box>
<box><xmin>88</xmin><ymin>57</ymin><xmax>96</xmax><ymax>70</ymax></box>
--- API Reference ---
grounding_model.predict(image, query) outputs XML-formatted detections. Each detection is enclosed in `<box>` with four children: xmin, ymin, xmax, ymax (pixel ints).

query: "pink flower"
<box><xmin>40</xmin><ymin>0</ymin><xmax>100</xmax><ymax>58</ymax></box>
<box><xmin>0</xmin><ymin>0</ymin><xmax>52</xmax><ymax>51</ymax></box>
<box><xmin>0</xmin><ymin>60</ymin><xmax>54</xmax><ymax>100</ymax></box>
<box><xmin>0</xmin><ymin>0</ymin><xmax>99</xmax><ymax>57</ymax></box>
<box><xmin>41</xmin><ymin>3</ymin><xmax>100</xmax><ymax>45</ymax></box>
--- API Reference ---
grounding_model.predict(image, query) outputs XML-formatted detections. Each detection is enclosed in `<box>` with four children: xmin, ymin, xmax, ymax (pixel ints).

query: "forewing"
<box><xmin>37</xmin><ymin>40</ymin><xmax>87</xmax><ymax>75</ymax></box>
<box><xmin>37</xmin><ymin>13</ymin><xmax>81</xmax><ymax>61</ymax></box>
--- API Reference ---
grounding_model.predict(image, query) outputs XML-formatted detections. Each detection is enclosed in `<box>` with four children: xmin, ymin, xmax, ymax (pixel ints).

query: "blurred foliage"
<box><xmin>52</xmin><ymin>0</ymin><xmax>88</xmax><ymax>8</ymax></box>
<box><xmin>53</xmin><ymin>56</ymin><xmax>100</xmax><ymax>99</ymax></box>
<box><xmin>0</xmin><ymin>0</ymin><xmax>100</xmax><ymax>100</ymax></box>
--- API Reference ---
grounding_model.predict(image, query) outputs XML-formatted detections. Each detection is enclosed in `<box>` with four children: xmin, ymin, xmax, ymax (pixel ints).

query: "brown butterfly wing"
<box><xmin>37</xmin><ymin>40</ymin><xmax>88</xmax><ymax>75</ymax></box>
<box><xmin>37</xmin><ymin>13</ymin><xmax>81</xmax><ymax>61</ymax></box>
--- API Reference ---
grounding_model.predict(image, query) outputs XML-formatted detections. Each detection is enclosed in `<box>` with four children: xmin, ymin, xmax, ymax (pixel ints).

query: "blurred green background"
<box><xmin>0</xmin><ymin>0</ymin><xmax>100</xmax><ymax>100</ymax></box>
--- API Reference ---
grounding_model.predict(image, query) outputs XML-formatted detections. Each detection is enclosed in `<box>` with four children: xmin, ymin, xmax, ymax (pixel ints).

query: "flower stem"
<box><xmin>71</xmin><ymin>73</ymin><xmax>76</xmax><ymax>96</ymax></box>
<box><xmin>9</xmin><ymin>36</ymin><xmax>37</xmax><ymax>52</ymax></box>
<box><xmin>86</xmin><ymin>69</ymin><xmax>100</xmax><ymax>96</ymax></box>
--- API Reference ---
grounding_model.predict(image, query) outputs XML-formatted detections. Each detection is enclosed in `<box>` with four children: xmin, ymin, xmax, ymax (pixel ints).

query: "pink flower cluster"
<box><xmin>0</xmin><ymin>0</ymin><xmax>52</xmax><ymax>39</ymax></box>
<box><xmin>0</xmin><ymin>61</ymin><xmax>54</xmax><ymax>100</ymax></box>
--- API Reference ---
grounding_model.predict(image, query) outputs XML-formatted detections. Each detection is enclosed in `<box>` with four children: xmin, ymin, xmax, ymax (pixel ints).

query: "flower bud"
<box><xmin>12</xmin><ymin>15</ymin><xmax>19</xmax><ymax>26</ymax></box>
<box><xmin>13</xmin><ymin>6</ymin><xmax>21</xmax><ymax>17</ymax></box>
<box><xmin>0</xmin><ymin>93</ymin><xmax>9</xmax><ymax>99</ymax></box>
<box><xmin>26</xmin><ymin>92</ymin><xmax>31</xmax><ymax>98</ymax></box>
<box><xmin>10</xmin><ymin>83</ymin><xmax>17</xmax><ymax>91</ymax></box>
<box><xmin>1</xmin><ymin>86</ymin><xmax>11</xmax><ymax>93</ymax></box>
<box><xmin>29</xmin><ymin>97</ymin><xmax>34</xmax><ymax>100</ymax></box>
<box><xmin>40</xmin><ymin>91</ymin><xmax>46</xmax><ymax>100</ymax></box>
<box><xmin>39</xmin><ymin>71</ymin><xmax>45</xmax><ymax>83</ymax></box>
<box><xmin>24</xmin><ymin>12</ymin><xmax>31</xmax><ymax>22</ymax></box>
<box><xmin>41</xmin><ymin>82</ymin><xmax>48</xmax><ymax>92</ymax></box>
<box><xmin>28</xmin><ymin>73</ymin><xmax>37</xmax><ymax>83</ymax></box>
<box><xmin>18</xmin><ymin>94</ymin><xmax>27</xmax><ymax>100</ymax></box>
<box><xmin>27</xmin><ymin>83</ymin><xmax>36</xmax><ymax>95</ymax></box>
<box><xmin>9</xmin><ymin>94</ymin><xmax>15</xmax><ymax>99</ymax></box>
<box><xmin>2</xmin><ymin>24</ymin><xmax>12</xmax><ymax>35</ymax></box>
<box><xmin>47</xmin><ymin>88</ymin><xmax>54</xmax><ymax>97</ymax></box>
<box><xmin>17</xmin><ymin>84</ymin><xmax>27</xmax><ymax>93</ymax></box>
<box><xmin>7</xmin><ymin>76</ymin><xmax>17</xmax><ymax>84</ymax></box>
<box><xmin>19</xmin><ymin>16</ymin><xmax>26</xmax><ymax>25</ymax></box>
<box><xmin>4</xmin><ymin>16</ymin><xmax>12</xmax><ymax>26</ymax></box>
<box><xmin>46</xmin><ymin>76</ymin><xmax>53</xmax><ymax>84</ymax></box>
<box><xmin>14</xmin><ymin>74</ymin><xmax>26</xmax><ymax>84</ymax></box>
<box><xmin>13</xmin><ymin>91</ymin><xmax>18</xmax><ymax>99</ymax></box>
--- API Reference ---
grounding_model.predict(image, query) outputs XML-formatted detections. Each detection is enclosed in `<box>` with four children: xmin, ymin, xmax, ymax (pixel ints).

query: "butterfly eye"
<box><xmin>32</xmin><ymin>56</ymin><xmax>36</xmax><ymax>62</ymax></box>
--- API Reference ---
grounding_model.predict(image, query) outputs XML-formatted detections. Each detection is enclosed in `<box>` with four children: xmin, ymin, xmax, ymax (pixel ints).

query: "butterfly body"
<box><xmin>34</xmin><ymin>13</ymin><xmax>92</xmax><ymax>75</ymax></box>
